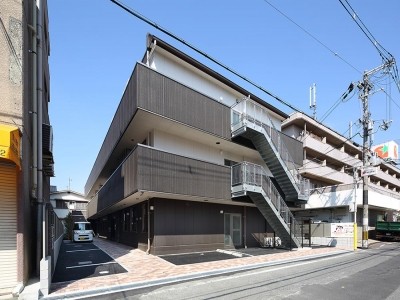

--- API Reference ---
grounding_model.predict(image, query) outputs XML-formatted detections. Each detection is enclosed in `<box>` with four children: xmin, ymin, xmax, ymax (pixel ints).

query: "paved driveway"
<box><xmin>52</xmin><ymin>241</ymin><xmax>127</xmax><ymax>283</ymax></box>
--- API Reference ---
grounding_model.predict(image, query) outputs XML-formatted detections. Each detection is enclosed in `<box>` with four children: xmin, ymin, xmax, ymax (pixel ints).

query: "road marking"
<box><xmin>66</xmin><ymin>249</ymin><xmax>101</xmax><ymax>253</ymax></box>
<box><xmin>66</xmin><ymin>261</ymin><xmax>118</xmax><ymax>269</ymax></box>
<box><xmin>99</xmin><ymin>271</ymin><xmax>109</xmax><ymax>274</ymax></box>
<box><xmin>78</xmin><ymin>261</ymin><xmax>93</xmax><ymax>265</ymax></box>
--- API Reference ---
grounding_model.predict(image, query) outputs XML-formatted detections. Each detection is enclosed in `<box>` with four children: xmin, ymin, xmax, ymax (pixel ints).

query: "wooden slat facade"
<box><xmin>85</xmin><ymin>63</ymin><xmax>231</xmax><ymax>196</ymax></box>
<box><xmin>88</xmin><ymin>145</ymin><xmax>231</xmax><ymax>218</ymax></box>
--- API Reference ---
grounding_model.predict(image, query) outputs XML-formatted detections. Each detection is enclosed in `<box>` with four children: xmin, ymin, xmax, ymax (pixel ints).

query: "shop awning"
<box><xmin>0</xmin><ymin>124</ymin><xmax>21</xmax><ymax>169</ymax></box>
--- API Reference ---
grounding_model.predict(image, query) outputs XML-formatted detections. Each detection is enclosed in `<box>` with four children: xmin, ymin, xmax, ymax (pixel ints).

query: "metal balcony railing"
<box><xmin>232</xmin><ymin>98</ymin><xmax>310</xmax><ymax>199</ymax></box>
<box><xmin>232</xmin><ymin>162</ymin><xmax>302</xmax><ymax>246</ymax></box>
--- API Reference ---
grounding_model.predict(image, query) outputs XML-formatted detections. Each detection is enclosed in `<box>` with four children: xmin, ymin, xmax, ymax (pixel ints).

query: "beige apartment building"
<box><xmin>282</xmin><ymin>112</ymin><xmax>400</xmax><ymax>225</ymax></box>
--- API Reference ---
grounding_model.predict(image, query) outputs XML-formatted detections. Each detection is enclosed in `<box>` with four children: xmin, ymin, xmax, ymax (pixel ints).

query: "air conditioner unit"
<box><xmin>42</xmin><ymin>123</ymin><xmax>53</xmax><ymax>155</ymax></box>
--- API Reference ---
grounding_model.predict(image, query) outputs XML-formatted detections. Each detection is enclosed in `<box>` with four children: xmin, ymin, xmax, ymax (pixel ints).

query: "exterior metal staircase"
<box><xmin>231</xmin><ymin>98</ymin><xmax>309</xmax><ymax>202</ymax></box>
<box><xmin>231</xmin><ymin>162</ymin><xmax>302</xmax><ymax>248</ymax></box>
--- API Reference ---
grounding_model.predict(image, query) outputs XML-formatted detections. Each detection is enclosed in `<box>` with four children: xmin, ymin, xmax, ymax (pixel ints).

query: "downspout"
<box><xmin>31</xmin><ymin>0</ymin><xmax>41</xmax><ymax>276</ymax></box>
<box><xmin>37</xmin><ymin>0</ymin><xmax>45</xmax><ymax>259</ymax></box>
<box><xmin>146</xmin><ymin>200</ymin><xmax>151</xmax><ymax>254</ymax></box>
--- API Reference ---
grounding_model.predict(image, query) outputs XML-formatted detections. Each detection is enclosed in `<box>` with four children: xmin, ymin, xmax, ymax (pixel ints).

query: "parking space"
<box><xmin>158</xmin><ymin>251</ymin><xmax>238</xmax><ymax>265</ymax></box>
<box><xmin>52</xmin><ymin>241</ymin><xmax>127</xmax><ymax>283</ymax></box>
<box><xmin>158</xmin><ymin>247</ymin><xmax>293</xmax><ymax>265</ymax></box>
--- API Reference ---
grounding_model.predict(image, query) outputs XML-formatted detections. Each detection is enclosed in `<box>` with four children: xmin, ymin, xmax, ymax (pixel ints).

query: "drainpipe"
<box><xmin>146</xmin><ymin>200</ymin><xmax>151</xmax><ymax>254</ymax></box>
<box><xmin>37</xmin><ymin>0</ymin><xmax>45</xmax><ymax>260</ymax></box>
<box><xmin>31</xmin><ymin>0</ymin><xmax>41</xmax><ymax>276</ymax></box>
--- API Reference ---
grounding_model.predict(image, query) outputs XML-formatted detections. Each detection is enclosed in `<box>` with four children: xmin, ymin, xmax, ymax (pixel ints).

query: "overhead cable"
<box><xmin>110</xmin><ymin>0</ymin><xmax>303</xmax><ymax>114</ymax></box>
<box><xmin>263</xmin><ymin>0</ymin><xmax>362</xmax><ymax>74</ymax></box>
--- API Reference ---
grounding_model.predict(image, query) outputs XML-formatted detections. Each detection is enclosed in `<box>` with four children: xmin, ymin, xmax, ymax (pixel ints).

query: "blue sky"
<box><xmin>48</xmin><ymin>0</ymin><xmax>400</xmax><ymax>194</ymax></box>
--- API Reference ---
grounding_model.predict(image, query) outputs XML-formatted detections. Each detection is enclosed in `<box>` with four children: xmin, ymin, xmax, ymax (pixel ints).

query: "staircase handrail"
<box><xmin>232</xmin><ymin>98</ymin><xmax>309</xmax><ymax>199</ymax></box>
<box><xmin>232</xmin><ymin>162</ymin><xmax>302</xmax><ymax>246</ymax></box>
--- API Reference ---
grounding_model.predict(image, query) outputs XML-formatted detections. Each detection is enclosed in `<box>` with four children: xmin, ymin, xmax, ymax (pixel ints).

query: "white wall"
<box><xmin>152</xmin><ymin>129</ymin><xmax>269</xmax><ymax>172</ymax></box>
<box><xmin>306</xmin><ymin>186</ymin><xmax>400</xmax><ymax>211</ymax></box>
<box><xmin>150</xmin><ymin>50</ymin><xmax>239</xmax><ymax>108</ymax></box>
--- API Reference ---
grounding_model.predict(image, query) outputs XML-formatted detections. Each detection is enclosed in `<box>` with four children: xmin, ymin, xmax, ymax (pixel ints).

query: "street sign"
<box><xmin>361</xmin><ymin>166</ymin><xmax>377</xmax><ymax>177</ymax></box>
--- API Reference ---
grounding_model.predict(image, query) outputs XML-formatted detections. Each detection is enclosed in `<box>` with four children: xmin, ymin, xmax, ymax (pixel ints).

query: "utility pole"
<box><xmin>360</xmin><ymin>71</ymin><xmax>371</xmax><ymax>249</ymax></box>
<box><xmin>358</xmin><ymin>59</ymin><xmax>395</xmax><ymax>249</ymax></box>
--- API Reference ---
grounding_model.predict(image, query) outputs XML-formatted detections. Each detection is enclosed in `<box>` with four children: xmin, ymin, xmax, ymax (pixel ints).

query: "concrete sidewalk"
<box><xmin>21</xmin><ymin>238</ymin><xmax>352</xmax><ymax>299</ymax></box>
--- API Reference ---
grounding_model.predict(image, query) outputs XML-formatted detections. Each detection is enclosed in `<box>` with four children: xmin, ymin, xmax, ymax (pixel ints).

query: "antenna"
<box><xmin>349</xmin><ymin>121</ymin><xmax>352</xmax><ymax>140</ymax></box>
<box><xmin>309</xmin><ymin>83</ymin><xmax>317</xmax><ymax>119</ymax></box>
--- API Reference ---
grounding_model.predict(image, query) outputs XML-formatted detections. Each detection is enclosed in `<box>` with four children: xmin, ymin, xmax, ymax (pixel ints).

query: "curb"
<box><xmin>43</xmin><ymin>249</ymin><xmax>351</xmax><ymax>299</ymax></box>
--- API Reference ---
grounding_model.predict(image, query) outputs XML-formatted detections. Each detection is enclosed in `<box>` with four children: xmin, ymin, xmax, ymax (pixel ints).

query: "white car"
<box><xmin>73</xmin><ymin>222</ymin><xmax>94</xmax><ymax>242</ymax></box>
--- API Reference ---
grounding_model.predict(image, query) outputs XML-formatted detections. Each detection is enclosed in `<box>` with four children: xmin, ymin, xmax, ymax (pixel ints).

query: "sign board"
<box><xmin>372</xmin><ymin>141</ymin><xmax>398</xmax><ymax>160</ymax></box>
<box><xmin>331</xmin><ymin>223</ymin><xmax>354</xmax><ymax>238</ymax></box>
<box><xmin>361</xmin><ymin>166</ymin><xmax>377</xmax><ymax>177</ymax></box>
<box><xmin>0</xmin><ymin>124</ymin><xmax>21</xmax><ymax>168</ymax></box>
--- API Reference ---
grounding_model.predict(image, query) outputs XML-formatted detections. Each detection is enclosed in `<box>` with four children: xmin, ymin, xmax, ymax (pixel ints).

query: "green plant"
<box><xmin>64</xmin><ymin>212</ymin><xmax>74</xmax><ymax>240</ymax></box>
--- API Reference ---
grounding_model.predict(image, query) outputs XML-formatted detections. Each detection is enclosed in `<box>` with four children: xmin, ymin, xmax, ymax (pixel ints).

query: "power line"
<box><xmin>338</xmin><ymin>0</ymin><xmax>393</xmax><ymax>62</ymax></box>
<box><xmin>262</xmin><ymin>0</ymin><xmax>362</xmax><ymax>74</ymax></box>
<box><xmin>320</xmin><ymin>83</ymin><xmax>356</xmax><ymax>122</ymax></box>
<box><xmin>110</xmin><ymin>0</ymin><xmax>303</xmax><ymax>114</ymax></box>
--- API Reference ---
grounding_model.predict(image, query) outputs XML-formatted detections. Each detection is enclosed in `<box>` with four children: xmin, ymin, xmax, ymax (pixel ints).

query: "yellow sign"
<box><xmin>0</xmin><ymin>124</ymin><xmax>21</xmax><ymax>169</ymax></box>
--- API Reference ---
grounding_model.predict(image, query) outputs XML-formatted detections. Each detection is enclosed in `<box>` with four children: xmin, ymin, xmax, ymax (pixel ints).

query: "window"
<box><xmin>73</xmin><ymin>222</ymin><xmax>92</xmax><ymax>231</ymax></box>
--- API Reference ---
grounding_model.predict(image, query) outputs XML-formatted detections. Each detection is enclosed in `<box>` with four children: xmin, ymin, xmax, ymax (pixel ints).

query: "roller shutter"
<box><xmin>0</xmin><ymin>163</ymin><xmax>17</xmax><ymax>290</ymax></box>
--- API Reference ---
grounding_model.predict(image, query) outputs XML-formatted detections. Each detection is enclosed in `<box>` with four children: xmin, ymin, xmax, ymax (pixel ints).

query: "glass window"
<box><xmin>73</xmin><ymin>223</ymin><xmax>92</xmax><ymax>231</ymax></box>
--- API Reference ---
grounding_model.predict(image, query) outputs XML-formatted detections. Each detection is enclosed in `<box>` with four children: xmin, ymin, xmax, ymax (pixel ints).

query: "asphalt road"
<box><xmin>53</xmin><ymin>241</ymin><xmax>127</xmax><ymax>283</ymax></box>
<box><xmin>86</xmin><ymin>242</ymin><xmax>400</xmax><ymax>300</ymax></box>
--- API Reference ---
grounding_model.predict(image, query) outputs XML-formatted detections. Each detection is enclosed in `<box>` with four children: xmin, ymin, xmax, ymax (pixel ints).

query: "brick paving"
<box><xmin>50</xmin><ymin>238</ymin><xmax>347</xmax><ymax>296</ymax></box>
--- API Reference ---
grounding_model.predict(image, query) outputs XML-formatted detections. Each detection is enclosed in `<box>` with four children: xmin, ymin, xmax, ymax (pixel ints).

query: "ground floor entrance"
<box><xmin>224</xmin><ymin>213</ymin><xmax>242</xmax><ymax>247</ymax></box>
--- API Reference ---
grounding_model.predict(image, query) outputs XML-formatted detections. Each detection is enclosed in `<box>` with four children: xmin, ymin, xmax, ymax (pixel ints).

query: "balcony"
<box><xmin>87</xmin><ymin>145</ymin><xmax>231</xmax><ymax>219</ymax></box>
<box><xmin>85</xmin><ymin>63</ymin><xmax>231</xmax><ymax>197</ymax></box>
<box><xmin>302</xmin><ymin>135</ymin><xmax>361</xmax><ymax>168</ymax></box>
<box><xmin>301</xmin><ymin>159</ymin><xmax>353</xmax><ymax>185</ymax></box>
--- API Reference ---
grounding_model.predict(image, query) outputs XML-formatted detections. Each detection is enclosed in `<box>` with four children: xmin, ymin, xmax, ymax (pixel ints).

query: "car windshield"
<box><xmin>73</xmin><ymin>223</ymin><xmax>92</xmax><ymax>231</ymax></box>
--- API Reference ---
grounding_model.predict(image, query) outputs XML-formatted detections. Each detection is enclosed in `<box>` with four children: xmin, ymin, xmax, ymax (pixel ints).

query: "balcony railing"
<box><xmin>232</xmin><ymin>98</ymin><xmax>309</xmax><ymax>199</ymax></box>
<box><xmin>232</xmin><ymin>162</ymin><xmax>302</xmax><ymax>245</ymax></box>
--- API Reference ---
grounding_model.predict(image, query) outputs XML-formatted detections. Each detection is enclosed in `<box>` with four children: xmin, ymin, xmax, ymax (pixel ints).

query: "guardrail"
<box><xmin>232</xmin><ymin>162</ymin><xmax>302</xmax><ymax>246</ymax></box>
<box><xmin>232</xmin><ymin>98</ymin><xmax>309</xmax><ymax>199</ymax></box>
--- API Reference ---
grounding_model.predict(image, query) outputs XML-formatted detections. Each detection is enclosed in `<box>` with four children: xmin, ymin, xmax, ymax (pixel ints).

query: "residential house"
<box><xmin>50</xmin><ymin>187</ymin><xmax>89</xmax><ymax>222</ymax></box>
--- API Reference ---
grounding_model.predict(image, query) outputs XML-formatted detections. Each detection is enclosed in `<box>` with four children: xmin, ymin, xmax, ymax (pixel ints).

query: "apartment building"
<box><xmin>0</xmin><ymin>0</ymin><xmax>56</xmax><ymax>297</ymax></box>
<box><xmin>86</xmin><ymin>34</ymin><xmax>309</xmax><ymax>255</ymax></box>
<box><xmin>282</xmin><ymin>112</ymin><xmax>400</xmax><ymax>225</ymax></box>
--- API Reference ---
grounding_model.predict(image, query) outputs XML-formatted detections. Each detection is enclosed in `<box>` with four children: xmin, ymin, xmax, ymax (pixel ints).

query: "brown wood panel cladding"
<box><xmin>136</xmin><ymin>64</ymin><xmax>231</xmax><ymax>139</ymax></box>
<box><xmin>86</xmin><ymin>64</ymin><xmax>231</xmax><ymax>195</ymax></box>
<box><xmin>90</xmin><ymin>146</ymin><xmax>231</xmax><ymax>217</ymax></box>
<box><xmin>85</xmin><ymin>67</ymin><xmax>139</xmax><ymax>194</ymax></box>
<box><xmin>137</xmin><ymin>146</ymin><xmax>231</xmax><ymax>199</ymax></box>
